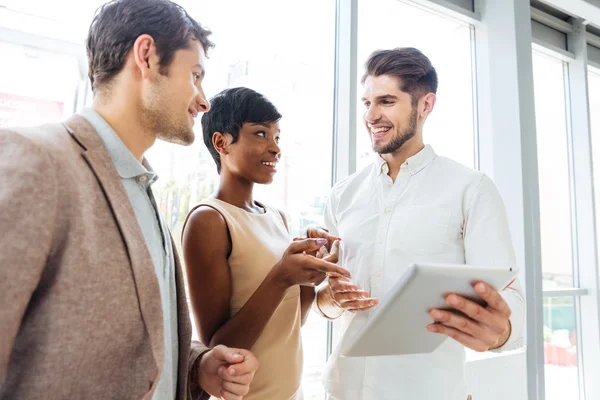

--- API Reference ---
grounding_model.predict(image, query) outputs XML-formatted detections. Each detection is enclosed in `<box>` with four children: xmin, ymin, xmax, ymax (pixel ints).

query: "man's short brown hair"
<box><xmin>361</xmin><ymin>47</ymin><xmax>438</xmax><ymax>104</ymax></box>
<box><xmin>87</xmin><ymin>0</ymin><xmax>214</xmax><ymax>94</ymax></box>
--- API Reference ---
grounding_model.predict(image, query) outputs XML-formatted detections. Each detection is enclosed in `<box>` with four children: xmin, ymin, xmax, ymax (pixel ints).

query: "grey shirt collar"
<box><xmin>80</xmin><ymin>107</ymin><xmax>158</xmax><ymax>186</ymax></box>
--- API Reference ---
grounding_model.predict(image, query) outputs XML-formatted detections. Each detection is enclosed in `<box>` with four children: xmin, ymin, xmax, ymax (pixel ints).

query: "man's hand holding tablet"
<box><xmin>427</xmin><ymin>280</ymin><xmax>514</xmax><ymax>351</ymax></box>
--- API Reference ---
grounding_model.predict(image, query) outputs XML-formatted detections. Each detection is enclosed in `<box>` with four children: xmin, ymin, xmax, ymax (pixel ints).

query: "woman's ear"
<box><xmin>212</xmin><ymin>132</ymin><xmax>232</xmax><ymax>156</ymax></box>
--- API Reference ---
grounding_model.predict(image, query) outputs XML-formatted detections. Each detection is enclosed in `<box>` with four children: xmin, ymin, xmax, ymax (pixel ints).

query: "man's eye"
<box><xmin>256</xmin><ymin>131</ymin><xmax>266</xmax><ymax>138</ymax></box>
<box><xmin>193</xmin><ymin>73</ymin><xmax>201</xmax><ymax>81</ymax></box>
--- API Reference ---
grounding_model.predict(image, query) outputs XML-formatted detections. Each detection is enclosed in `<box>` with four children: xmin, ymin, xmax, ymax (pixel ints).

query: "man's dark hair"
<box><xmin>86</xmin><ymin>0</ymin><xmax>214</xmax><ymax>93</ymax></box>
<box><xmin>362</xmin><ymin>47</ymin><xmax>438</xmax><ymax>104</ymax></box>
<box><xmin>201</xmin><ymin>87</ymin><xmax>282</xmax><ymax>173</ymax></box>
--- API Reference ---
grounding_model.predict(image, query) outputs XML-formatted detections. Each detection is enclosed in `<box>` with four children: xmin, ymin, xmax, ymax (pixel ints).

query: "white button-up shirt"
<box><xmin>322</xmin><ymin>145</ymin><xmax>524</xmax><ymax>400</ymax></box>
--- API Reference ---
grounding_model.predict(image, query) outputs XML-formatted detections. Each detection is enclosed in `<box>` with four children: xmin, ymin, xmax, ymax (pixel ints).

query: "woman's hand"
<box><xmin>271</xmin><ymin>239</ymin><xmax>350</xmax><ymax>289</ymax></box>
<box><xmin>294</xmin><ymin>225</ymin><xmax>341</xmax><ymax>259</ymax></box>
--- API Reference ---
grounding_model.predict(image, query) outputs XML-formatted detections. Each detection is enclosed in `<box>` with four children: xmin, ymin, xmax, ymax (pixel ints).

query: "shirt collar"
<box><xmin>376</xmin><ymin>144</ymin><xmax>437</xmax><ymax>176</ymax></box>
<box><xmin>80</xmin><ymin>107</ymin><xmax>158</xmax><ymax>185</ymax></box>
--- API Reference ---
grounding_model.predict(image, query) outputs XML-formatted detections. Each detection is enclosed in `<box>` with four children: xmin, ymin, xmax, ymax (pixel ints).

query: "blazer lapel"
<box><xmin>63</xmin><ymin>115</ymin><xmax>165</xmax><ymax>376</ymax></box>
<box><xmin>173</xmin><ymin>238</ymin><xmax>192</xmax><ymax>343</ymax></box>
<box><xmin>171</xmin><ymin>238</ymin><xmax>193</xmax><ymax>399</ymax></box>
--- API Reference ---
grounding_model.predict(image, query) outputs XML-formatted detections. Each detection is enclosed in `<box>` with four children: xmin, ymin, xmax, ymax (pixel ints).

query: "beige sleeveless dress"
<box><xmin>184</xmin><ymin>197</ymin><xmax>303</xmax><ymax>400</ymax></box>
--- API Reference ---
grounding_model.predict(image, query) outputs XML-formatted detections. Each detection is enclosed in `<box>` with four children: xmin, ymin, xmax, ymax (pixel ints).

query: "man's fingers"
<box><xmin>324</xmin><ymin>240</ymin><xmax>340</xmax><ymax>263</ymax></box>
<box><xmin>228</xmin><ymin>351</ymin><xmax>259</xmax><ymax>376</ymax></box>
<box><xmin>340</xmin><ymin>298</ymin><xmax>379</xmax><ymax>311</ymax></box>
<box><xmin>335</xmin><ymin>290</ymin><xmax>370</xmax><ymax>303</ymax></box>
<box><xmin>474</xmin><ymin>282</ymin><xmax>512</xmax><ymax>318</ymax></box>
<box><xmin>429</xmin><ymin>309</ymin><xmax>497</xmax><ymax>347</ymax></box>
<box><xmin>328</xmin><ymin>276</ymin><xmax>358</xmax><ymax>292</ymax></box>
<box><xmin>318</xmin><ymin>231</ymin><xmax>341</xmax><ymax>243</ymax></box>
<box><xmin>444</xmin><ymin>295</ymin><xmax>494</xmax><ymax>328</ymax></box>
<box><xmin>445</xmin><ymin>293</ymin><xmax>508</xmax><ymax>335</ymax></box>
<box><xmin>210</xmin><ymin>345</ymin><xmax>245</xmax><ymax>364</ymax></box>
<box><xmin>219</xmin><ymin>366</ymin><xmax>255</xmax><ymax>385</ymax></box>
<box><xmin>308</xmin><ymin>226</ymin><xmax>341</xmax><ymax>242</ymax></box>
<box><xmin>316</xmin><ymin>246</ymin><xmax>328</xmax><ymax>259</ymax></box>
<box><xmin>213</xmin><ymin>347</ymin><xmax>258</xmax><ymax>376</ymax></box>
<box><xmin>221</xmin><ymin>380</ymin><xmax>251</xmax><ymax>399</ymax></box>
<box><xmin>220</xmin><ymin>387</ymin><xmax>243</xmax><ymax>400</ymax></box>
<box><xmin>427</xmin><ymin>323</ymin><xmax>491</xmax><ymax>352</ymax></box>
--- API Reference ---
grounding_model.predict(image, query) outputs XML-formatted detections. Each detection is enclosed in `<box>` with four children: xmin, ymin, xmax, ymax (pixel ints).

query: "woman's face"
<box><xmin>222</xmin><ymin>121</ymin><xmax>281</xmax><ymax>184</ymax></box>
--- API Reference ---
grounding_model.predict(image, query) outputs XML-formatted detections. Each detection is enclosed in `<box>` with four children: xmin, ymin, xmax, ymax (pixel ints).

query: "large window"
<box><xmin>1</xmin><ymin>0</ymin><xmax>337</xmax><ymax>397</ymax></box>
<box><xmin>7</xmin><ymin>1</ymin><xmax>600</xmax><ymax>400</ymax></box>
<box><xmin>145</xmin><ymin>1</ymin><xmax>337</xmax><ymax>398</ymax></box>
<box><xmin>589</xmin><ymin>69</ymin><xmax>600</xmax><ymax>276</ymax></box>
<box><xmin>355</xmin><ymin>0</ymin><xmax>476</xmax><ymax>170</ymax></box>
<box><xmin>0</xmin><ymin>41</ymin><xmax>80</xmax><ymax>126</ymax></box>
<box><xmin>532</xmin><ymin>52</ymin><xmax>580</xmax><ymax>400</ymax></box>
<box><xmin>532</xmin><ymin>53</ymin><xmax>575</xmax><ymax>291</ymax></box>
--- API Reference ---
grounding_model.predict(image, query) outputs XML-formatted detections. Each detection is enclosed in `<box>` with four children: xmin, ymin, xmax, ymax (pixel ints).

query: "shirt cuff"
<box><xmin>490</xmin><ymin>287</ymin><xmax>525</xmax><ymax>352</ymax></box>
<box><xmin>188</xmin><ymin>341</ymin><xmax>212</xmax><ymax>400</ymax></box>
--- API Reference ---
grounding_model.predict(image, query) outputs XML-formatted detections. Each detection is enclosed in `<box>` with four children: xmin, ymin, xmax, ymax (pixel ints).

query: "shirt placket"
<box><xmin>138</xmin><ymin>173</ymin><xmax>169</xmax><ymax>274</ymax></box>
<box><xmin>363</xmin><ymin>167</ymin><xmax>409</xmax><ymax>398</ymax></box>
<box><xmin>370</xmin><ymin>167</ymin><xmax>409</xmax><ymax>299</ymax></box>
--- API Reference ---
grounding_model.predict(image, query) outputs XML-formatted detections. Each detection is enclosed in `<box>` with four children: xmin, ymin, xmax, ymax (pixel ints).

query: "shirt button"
<box><xmin>384</xmin><ymin>208</ymin><xmax>392</xmax><ymax>213</ymax></box>
<box><xmin>138</xmin><ymin>176</ymin><xmax>148</xmax><ymax>183</ymax></box>
<box><xmin>376</xmin><ymin>273</ymin><xmax>382</xmax><ymax>278</ymax></box>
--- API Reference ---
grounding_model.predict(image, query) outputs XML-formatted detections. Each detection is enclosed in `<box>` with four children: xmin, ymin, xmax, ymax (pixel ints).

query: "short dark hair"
<box><xmin>201</xmin><ymin>87</ymin><xmax>282</xmax><ymax>173</ymax></box>
<box><xmin>362</xmin><ymin>47</ymin><xmax>438</xmax><ymax>103</ymax></box>
<box><xmin>86</xmin><ymin>0</ymin><xmax>214</xmax><ymax>93</ymax></box>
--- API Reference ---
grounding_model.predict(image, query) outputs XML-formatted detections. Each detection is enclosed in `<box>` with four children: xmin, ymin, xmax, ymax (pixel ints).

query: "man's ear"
<box><xmin>213</xmin><ymin>132</ymin><xmax>233</xmax><ymax>155</ymax></box>
<box><xmin>131</xmin><ymin>34</ymin><xmax>159</xmax><ymax>79</ymax></box>
<box><xmin>419</xmin><ymin>92</ymin><xmax>437</xmax><ymax>120</ymax></box>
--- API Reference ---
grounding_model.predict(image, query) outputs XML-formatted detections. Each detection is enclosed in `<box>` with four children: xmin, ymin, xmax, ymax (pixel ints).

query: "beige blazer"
<box><xmin>0</xmin><ymin>115</ymin><xmax>209</xmax><ymax>399</ymax></box>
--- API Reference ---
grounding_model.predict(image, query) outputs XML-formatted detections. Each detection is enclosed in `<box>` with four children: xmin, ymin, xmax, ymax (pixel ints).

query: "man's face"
<box><xmin>142</xmin><ymin>40</ymin><xmax>210</xmax><ymax>146</ymax></box>
<box><xmin>361</xmin><ymin>74</ymin><xmax>418</xmax><ymax>155</ymax></box>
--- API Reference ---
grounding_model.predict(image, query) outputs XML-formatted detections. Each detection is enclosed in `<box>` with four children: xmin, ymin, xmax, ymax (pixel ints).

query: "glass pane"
<box><xmin>589</xmin><ymin>70</ymin><xmax>600</xmax><ymax>268</ymax></box>
<box><xmin>0</xmin><ymin>0</ymin><xmax>106</xmax><ymax>42</ymax></box>
<box><xmin>543</xmin><ymin>296</ymin><xmax>580</xmax><ymax>400</ymax></box>
<box><xmin>0</xmin><ymin>41</ymin><xmax>79</xmax><ymax>127</ymax></box>
<box><xmin>532</xmin><ymin>53</ymin><xmax>575</xmax><ymax>290</ymax></box>
<box><xmin>144</xmin><ymin>1</ymin><xmax>336</xmax><ymax>398</ymax></box>
<box><xmin>356</xmin><ymin>0</ymin><xmax>475</xmax><ymax>170</ymax></box>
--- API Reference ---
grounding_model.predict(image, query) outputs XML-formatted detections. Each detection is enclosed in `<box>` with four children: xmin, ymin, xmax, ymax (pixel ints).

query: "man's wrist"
<box><xmin>491</xmin><ymin>320</ymin><xmax>512</xmax><ymax>350</ymax></box>
<box><xmin>189</xmin><ymin>349</ymin><xmax>209</xmax><ymax>399</ymax></box>
<box><xmin>313</xmin><ymin>285</ymin><xmax>344</xmax><ymax>320</ymax></box>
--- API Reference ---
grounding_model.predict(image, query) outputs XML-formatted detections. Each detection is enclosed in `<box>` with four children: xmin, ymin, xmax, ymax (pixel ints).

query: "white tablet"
<box><xmin>340</xmin><ymin>263</ymin><xmax>518</xmax><ymax>357</ymax></box>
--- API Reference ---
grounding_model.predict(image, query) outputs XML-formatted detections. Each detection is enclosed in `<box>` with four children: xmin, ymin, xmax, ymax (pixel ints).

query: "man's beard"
<box><xmin>156</xmin><ymin>117</ymin><xmax>195</xmax><ymax>146</ymax></box>
<box><xmin>142</xmin><ymin>84</ymin><xmax>195</xmax><ymax>146</ymax></box>
<box><xmin>374</xmin><ymin>107</ymin><xmax>418</xmax><ymax>155</ymax></box>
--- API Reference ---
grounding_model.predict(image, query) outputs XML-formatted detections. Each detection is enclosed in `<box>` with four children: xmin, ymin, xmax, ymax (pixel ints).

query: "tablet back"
<box><xmin>341</xmin><ymin>263</ymin><xmax>517</xmax><ymax>357</ymax></box>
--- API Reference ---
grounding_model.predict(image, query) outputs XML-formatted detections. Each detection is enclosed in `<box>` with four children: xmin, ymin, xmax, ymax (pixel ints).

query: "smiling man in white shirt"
<box><xmin>314</xmin><ymin>47</ymin><xmax>525</xmax><ymax>400</ymax></box>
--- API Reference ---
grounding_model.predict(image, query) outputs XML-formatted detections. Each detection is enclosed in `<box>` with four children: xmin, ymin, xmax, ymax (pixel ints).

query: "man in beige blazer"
<box><xmin>0</xmin><ymin>1</ymin><xmax>258</xmax><ymax>399</ymax></box>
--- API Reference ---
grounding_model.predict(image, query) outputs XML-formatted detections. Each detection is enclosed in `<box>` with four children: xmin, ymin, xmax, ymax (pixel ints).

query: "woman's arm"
<box><xmin>183</xmin><ymin>206</ymin><xmax>289</xmax><ymax>350</ymax></box>
<box><xmin>183</xmin><ymin>206</ymin><xmax>350</xmax><ymax>351</ymax></box>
